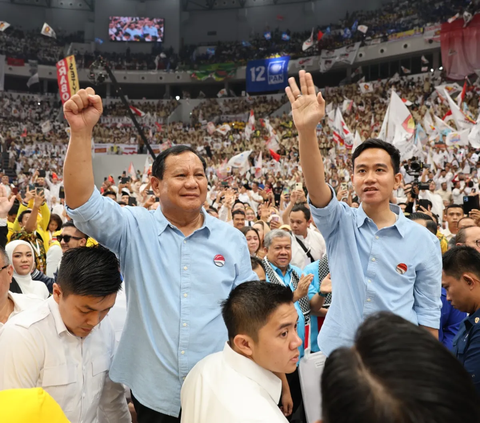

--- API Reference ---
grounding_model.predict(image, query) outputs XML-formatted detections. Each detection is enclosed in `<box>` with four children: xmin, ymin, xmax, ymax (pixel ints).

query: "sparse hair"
<box><xmin>152</xmin><ymin>145</ymin><xmax>206</xmax><ymax>180</ymax></box>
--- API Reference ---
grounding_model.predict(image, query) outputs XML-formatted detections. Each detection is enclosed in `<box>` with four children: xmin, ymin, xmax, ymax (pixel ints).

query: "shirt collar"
<box><xmin>465</xmin><ymin>308</ymin><xmax>480</xmax><ymax>329</ymax></box>
<box><xmin>356</xmin><ymin>202</ymin><xmax>406</xmax><ymax>238</ymax></box>
<box><xmin>223</xmin><ymin>342</ymin><xmax>282</xmax><ymax>403</ymax></box>
<box><xmin>47</xmin><ymin>296</ymin><xmax>69</xmax><ymax>336</ymax></box>
<box><xmin>155</xmin><ymin>206</ymin><xmax>211</xmax><ymax>237</ymax></box>
<box><xmin>268</xmin><ymin>261</ymin><xmax>293</xmax><ymax>279</ymax></box>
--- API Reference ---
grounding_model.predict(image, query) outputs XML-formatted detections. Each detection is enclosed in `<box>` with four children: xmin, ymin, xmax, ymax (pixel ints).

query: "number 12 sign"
<box><xmin>246</xmin><ymin>56</ymin><xmax>290</xmax><ymax>93</ymax></box>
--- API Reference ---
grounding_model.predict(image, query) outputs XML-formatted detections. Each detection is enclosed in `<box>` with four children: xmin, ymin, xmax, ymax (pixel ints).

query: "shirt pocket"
<box><xmin>91</xmin><ymin>355</ymin><xmax>111</xmax><ymax>400</ymax></box>
<box><xmin>42</xmin><ymin>364</ymin><xmax>77</xmax><ymax>410</ymax></box>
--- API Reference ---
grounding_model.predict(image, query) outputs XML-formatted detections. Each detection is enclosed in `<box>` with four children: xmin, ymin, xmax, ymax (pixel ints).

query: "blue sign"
<box><xmin>264</xmin><ymin>32</ymin><xmax>271</xmax><ymax>40</ymax></box>
<box><xmin>282</xmin><ymin>32</ymin><xmax>290</xmax><ymax>41</ymax></box>
<box><xmin>246</xmin><ymin>56</ymin><xmax>290</xmax><ymax>93</ymax></box>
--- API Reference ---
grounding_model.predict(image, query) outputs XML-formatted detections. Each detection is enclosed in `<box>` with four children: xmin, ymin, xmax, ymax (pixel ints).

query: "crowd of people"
<box><xmin>0</xmin><ymin>0</ymin><xmax>475</xmax><ymax>73</ymax></box>
<box><xmin>2</xmin><ymin>67</ymin><xmax>480</xmax><ymax>423</ymax></box>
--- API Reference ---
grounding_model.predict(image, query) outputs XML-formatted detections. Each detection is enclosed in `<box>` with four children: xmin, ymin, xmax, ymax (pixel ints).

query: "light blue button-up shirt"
<box><xmin>304</xmin><ymin>260</ymin><xmax>323</xmax><ymax>353</ymax></box>
<box><xmin>67</xmin><ymin>188</ymin><xmax>257</xmax><ymax>416</ymax></box>
<box><xmin>309</xmin><ymin>186</ymin><xmax>442</xmax><ymax>357</ymax></box>
<box><xmin>265</xmin><ymin>262</ymin><xmax>307</xmax><ymax>358</ymax></box>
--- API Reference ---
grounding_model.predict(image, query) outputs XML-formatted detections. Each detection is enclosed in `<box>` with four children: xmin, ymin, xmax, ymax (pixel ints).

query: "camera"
<box><xmin>404</xmin><ymin>158</ymin><xmax>430</xmax><ymax>198</ymax></box>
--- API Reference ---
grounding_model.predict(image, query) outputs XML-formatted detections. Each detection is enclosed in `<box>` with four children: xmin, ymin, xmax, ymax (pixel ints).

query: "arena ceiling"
<box><xmin>183</xmin><ymin>0</ymin><xmax>314</xmax><ymax>11</ymax></box>
<box><xmin>8</xmin><ymin>0</ymin><xmax>93</xmax><ymax>11</ymax></box>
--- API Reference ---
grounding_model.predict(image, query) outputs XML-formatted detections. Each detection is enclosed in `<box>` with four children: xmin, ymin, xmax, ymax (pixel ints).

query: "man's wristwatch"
<box><xmin>318</xmin><ymin>291</ymin><xmax>327</xmax><ymax>298</ymax></box>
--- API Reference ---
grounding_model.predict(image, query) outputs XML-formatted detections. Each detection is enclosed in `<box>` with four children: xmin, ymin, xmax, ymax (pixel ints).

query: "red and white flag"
<box><xmin>41</xmin><ymin>22</ymin><xmax>56</xmax><ymax>38</ymax></box>
<box><xmin>128</xmin><ymin>162</ymin><xmax>136</xmax><ymax>179</ymax></box>
<box><xmin>216</xmin><ymin>124</ymin><xmax>231</xmax><ymax>136</ymax></box>
<box><xmin>207</xmin><ymin>122</ymin><xmax>216</xmax><ymax>135</ymax></box>
<box><xmin>302</xmin><ymin>29</ymin><xmax>314</xmax><ymax>51</ymax></box>
<box><xmin>129</xmin><ymin>105</ymin><xmax>145</xmax><ymax>117</ymax></box>
<box><xmin>255</xmin><ymin>152</ymin><xmax>262</xmax><ymax>178</ymax></box>
<box><xmin>245</xmin><ymin>110</ymin><xmax>255</xmax><ymax>140</ymax></box>
<box><xmin>457</xmin><ymin>80</ymin><xmax>467</xmax><ymax>107</ymax></box>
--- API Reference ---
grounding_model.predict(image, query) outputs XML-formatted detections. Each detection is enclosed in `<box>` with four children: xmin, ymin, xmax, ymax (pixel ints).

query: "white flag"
<box><xmin>445</xmin><ymin>90</ymin><xmax>475</xmax><ymax>130</ymax></box>
<box><xmin>255</xmin><ymin>152</ymin><xmax>262</xmax><ymax>178</ymax></box>
<box><xmin>227</xmin><ymin>150</ymin><xmax>252</xmax><ymax>175</ymax></box>
<box><xmin>468</xmin><ymin>112</ymin><xmax>480</xmax><ymax>148</ymax></box>
<box><xmin>41</xmin><ymin>23</ymin><xmax>56</xmax><ymax>39</ymax></box>
<box><xmin>206</xmin><ymin>122</ymin><xmax>216</xmax><ymax>135</ymax></box>
<box><xmin>128</xmin><ymin>162</ymin><xmax>136</xmax><ymax>179</ymax></box>
<box><xmin>353</xmin><ymin>131</ymin><xmax>363</xmax><ymax>151</ymax></box>
<box><xmin>0</xmin><ymin>22</ymin><xmax>10</xmax><ymax>32</ymax></box>
<box><xmin>41</xmin><ymin>120</ymin><xmax>52</xmax><ymax>134</ymax></box>
<box><xmin>302</xmin><ymin>29</ymin><xmax>314</xmax><ymax>51</ymax></box>
<box><xmin>217</xmin><ymin>88</ymin><xmax>228</xmax><ymax>98</ymax></box>
<box><xmin>446</xmin><ymin>129</ymin><xmax>470</xmax><ymax>146</ymax></box>
<box><xmin>245</xmin><ymin>110</ymin><xmax>255</xmax><ymax>140</ymax></box>
<box><xmin>359</xmin><ymin>82</ymin><xmax>374</xmax><ymax>94</ymax></box>
<box><xmin>423</xmin><ymin>113</ymin><xmax>436</xmax><ymax>135</ymax></box>
<box><xmin>216</xmin><ymin>124</ymin><xmax>231</xmax><ymax>135</ymax></box>
<box><xmin>358</xmin><ymin>25</ymin><xmax>368</xmax><ymax>34</ymax></box>
<box><xmin>421</xmin><ymin>55</ymin><xmax>429</xmax><ymax>64</ymax></box>
<box><xmin>27</xmin><ymin>73</ymin><xmax>39</xmax><ymax>87</ymax></box>
<box><xmin>266</xmin><ymin>135</ymin><xmax>280</xmax><ymax>152</ymax></box>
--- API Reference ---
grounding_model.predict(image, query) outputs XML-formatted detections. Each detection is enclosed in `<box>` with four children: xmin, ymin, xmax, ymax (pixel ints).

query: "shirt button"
<box><xmin>371</xmin><ymin>258</ymin><xmax>376</xmax><ymax>262</ymax></box>
<box><xmin>183</xmin><ymin>323</ymin><xmax>187</xmax><ymax>327</ymax></box>
<box><xmin>181</xmin><ymin>351</ymin><xmax>185</xmax><ymax>355</ymax></box>
<box><xmin>183</xmin><ymin>266</ymin><xmax>188</xmax><ymax>270</ymax></box>
<box><xmin>367</xmin><ymin>298</ymin><xmax>371</xmax><ymax>302</ymax></box>
<box><xmin>184</xmin><ymin>240</ymin><xmax>187</xmax><ymax>244</ymax></box>
<box><xmin>183</xmin><ymin>293</ymin><xmax>188</xmax><ymax>298</ymax></box>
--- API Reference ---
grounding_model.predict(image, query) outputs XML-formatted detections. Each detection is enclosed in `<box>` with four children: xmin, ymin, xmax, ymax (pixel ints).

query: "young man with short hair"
<box><xmin>442</xmin><ymin>204</ymin><xmax>465</xmax><ymax>241</ymax></box>
<box><xmin>181</xmin><ymin>281</ymin><xmax>302</xmax><ymax>423</ymax></box>
<box><xmin>0</xmin><ymin>246</ymin><xmax>130</xmax><ymax>423</ymax></box>
<box><xmin>442</xmin><ymin>246</ymin><xmax>480</xmax><ymax>394</ymax></box>
<box><xmin>285</xmin><ymin>70</ymin><xmax>442</xmax><ymax>411</ymax></box>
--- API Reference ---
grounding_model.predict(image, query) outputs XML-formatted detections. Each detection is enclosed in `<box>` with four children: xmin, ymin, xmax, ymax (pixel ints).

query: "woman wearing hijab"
<box><xmin>6</xmin><ymin>241</ymin><xmax>49</xmax><ymax>299</ymax></box>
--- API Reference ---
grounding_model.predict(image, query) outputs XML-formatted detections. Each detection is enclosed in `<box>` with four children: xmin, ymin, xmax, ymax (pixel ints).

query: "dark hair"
<box><xmin>425</xmin><ymin>220</ymin><xmax>437</xmax><ymax>235</ymax></box>
<box><xmin>8</xmin><ymin>204</ymin><xmax>18</xmax><ymax>217</ymax></box>
<box><xmin>443</xmin><ymin>246</ymin><xmax>480</xmax><ymax>280</ymax></box>
<box><xmin>48</xmin><ymin>214</ymin><xmax>63</xmax><ymax>232</ymax></box>
<box><xmin>240</xmin><ymin>227</ymin><xmax>261</xmax><ymax>253</ymax></box>
<box><xmin>232</xmin><ymin>209</ymin><xmax>246</xmax><ymax>218</ymax></box>
<box><xmin>117</xmin><ymin>201</ymin><xmax>127</xmax><ymax>206</ymax></box>
<box><xmin>62</xmin><ymin>221</ymin><xmax>88</xmax><ymax>239</ymax></box>
<box><xmin>250</xmin><ymin>255</ymin><xmax>265</xmax><ymax>273</ymax></box>
<box><xmin>222</xmin><ymin>281</ymin><xmax>293</xmax><ymax>343</ymax></box>
<box><xmin>322</xmin><ymin>312</ymin><xmax>480</xmax><ymax>423</ymax></box>
<box><xmin>56</xmin><ymin>246</ymin><xmax>122</xmax><ymax>298</ymax></box>
<box><xmin>446</xmin><ymin>204</ymin><xmax>464</xmax><ymax>213</ymax></box>
<box><xmin>290</xmin><ymin>204</ymin><xmax>311</xmax><ymax>221</ymax></box>
<box><xmin>152</xmin><ymin>145</ymin><xmax>207</xmax><ymax>180</ymax></box>
<box><xmin>458</xmin><ymin>216</ymin><xmax>476</xmax><ymax>229</ymax></box>
<box><xmin>352</xmin><ymin>139</ymin><xmax>401</xmax><ymax>174</ymax></box>
<box><xmin>18</xmin><ymin>210</ymin><xmax>31</xmax><ymax>224</ymax></box>
<box><xmin>408</xmin><ymin>212</ymin><xmax>433</xmax><ymax>221</ymax></box>
<box><xmin>103</xmin><ymin>190</ymin><xmax>117</xmax><ymax>198</ymax></box>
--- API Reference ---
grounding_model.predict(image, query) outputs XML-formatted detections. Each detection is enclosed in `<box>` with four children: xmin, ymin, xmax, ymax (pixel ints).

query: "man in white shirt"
<box><xmin>452</xmin><ymin>181</ymin><xmax>466</xmax><ymax>205</ymax></box>
<box><xmin>436</xmin><ymin>182</ymin><xmax>452</xmax><ymax>206</ymax></box>
<box><xmin>419</xmin><ymin>181</ymin><xmax>445</xmax><ymax>224</ymax></box>
<box><xmin>441</xmin><ymin>204</ymin><xmax>464</xmax><ymax>241</ymax></box>
<box><xmin>181</xmin><ymin>281</ymin><xmax>302</xmax><ymax>423</ymax></box>
<box><xmin>0</xmin><ymin>246</ymin><xmax>42</xmax><ymax>330</ymax></box>
<box><xmin>0</xmin><ymin>246</ymin><xmax>131</xmax><ymax>423</ymax></box>
<box><xmin>289</xmin><ymin>204</ymin><xmax>326</xmax><ymax>269</ymax></box>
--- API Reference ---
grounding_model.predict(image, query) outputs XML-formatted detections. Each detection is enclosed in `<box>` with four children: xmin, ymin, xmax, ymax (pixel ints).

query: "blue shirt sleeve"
<box><xmin>413</xmin><ymin>234</ymin><xmax>442</xmax><ymax>329</ymax></box>
<box><xmin>441</xmin><ymin>292</ymin><xmax>467</xmax><ymax>350</ymax></box>
<box><xmin>463</xmin><ymin>328</ymin><xmax>480</xmax><ymax>394</ymax></box>
<box><xmin>308</xmin><ymin>185</ymin><xmax>351</xmax><ymax>242</ymax></box>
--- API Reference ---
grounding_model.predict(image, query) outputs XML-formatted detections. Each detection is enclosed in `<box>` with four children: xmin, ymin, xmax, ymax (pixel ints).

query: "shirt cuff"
<box><xmin>0</xmin><ymin>218</ymin><xmax>7</xmax><ymax>227</ymax></box>
<box><xmin>307</xmin><ymin>184</ymin><xmax>338</xmax><ymax>217</ymax></box>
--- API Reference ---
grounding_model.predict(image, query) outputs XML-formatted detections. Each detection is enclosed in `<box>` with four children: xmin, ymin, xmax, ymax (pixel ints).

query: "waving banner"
<box><xmin>56</xmin><ymin>55</ymin><xmax>79</xmax><ymax>104</ymax></box>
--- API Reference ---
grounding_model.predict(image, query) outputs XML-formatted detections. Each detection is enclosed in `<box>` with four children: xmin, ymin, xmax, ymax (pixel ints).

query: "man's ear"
<box><xmin>233</xmin><ymin>334</ymin><xmax>255</xmax><ymax>358</ymax></box>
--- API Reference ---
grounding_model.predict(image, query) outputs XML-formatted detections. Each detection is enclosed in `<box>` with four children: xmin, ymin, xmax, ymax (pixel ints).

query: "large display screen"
<box><xmin>109</xmin><ymin>17</ymin><xmax>164</xmax><ymax>42</ymax></box>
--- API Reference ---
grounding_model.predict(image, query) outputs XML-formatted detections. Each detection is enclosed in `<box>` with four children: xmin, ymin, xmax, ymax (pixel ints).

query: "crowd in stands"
<box><xmin>0</xmin><ymin>0</ymin><xmax>476</xmax><ymax>72</ymax></box>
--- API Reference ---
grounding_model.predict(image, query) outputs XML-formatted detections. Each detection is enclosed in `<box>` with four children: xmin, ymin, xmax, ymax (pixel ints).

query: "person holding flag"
<box><xmin>285</xmin><ymin>70</ymin><xmax>442</xmax><ymax>414</ymax></box>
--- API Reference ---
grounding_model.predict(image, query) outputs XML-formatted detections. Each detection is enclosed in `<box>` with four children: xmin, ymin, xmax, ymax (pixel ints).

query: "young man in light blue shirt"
<box><xmin>285</xmin><ymin>71</ymin><xmax>441</xmax><ymax>385</ymax></box>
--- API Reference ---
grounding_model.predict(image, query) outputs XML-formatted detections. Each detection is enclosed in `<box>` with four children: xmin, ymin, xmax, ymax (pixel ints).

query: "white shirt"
<box><xmin>0</xmin><ymin>297</ymin><xmax>131</xmax><ymax>423</ymax></box>
<box><xmin>452</xmin><ymin>188</ymin><xmax>464</xmax><ymax>205</ymax></box>
<box><xmin>181</xmin><ymin>343</ymin><xmax>287</xmax><ymax>423</ymax></box>
<box><xmin>419</xmin><ymin>190</ymin><xmax>445</xmax><ymax>223</ymax></box>
<box><xmin>291</xmin><ymin>227</ymin><xmax>326</xmax><ymax>270</ymax></box>
<box><xmin>0</xmin><ymin>292</ymin><xmax>43</xmax><ymax>330</ymax></box>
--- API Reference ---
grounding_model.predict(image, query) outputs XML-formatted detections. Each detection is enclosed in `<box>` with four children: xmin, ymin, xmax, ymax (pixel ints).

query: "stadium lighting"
<box><xmin>175</xmin><ymin>96</ymin><xmax>180</xmax><ymax>100</ymax></box>
<box><xmin>430</xmin><ymin>68</ymin><xmax>434</xmax><ymax>72</ymax></box>
<box><xmin>439</xmin><ymin>66</ymin><xmax>443</xmax><ymax>71</ymax></box>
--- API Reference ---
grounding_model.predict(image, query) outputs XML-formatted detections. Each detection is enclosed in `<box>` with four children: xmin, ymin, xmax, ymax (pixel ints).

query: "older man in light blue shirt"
<box><xmin>62</xmin><ymin>88</ymin><xmax>257</xmax><ymax>422</ymax></box>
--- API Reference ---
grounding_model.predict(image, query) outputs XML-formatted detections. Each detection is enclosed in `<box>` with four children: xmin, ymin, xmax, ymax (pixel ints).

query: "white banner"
<box><xmin>319</xmin><ymin>42</ymin><xmax>361</xmax><ymax>73</ymax></box>
<box><xmin>0</xmin><ymin>55</ymin><xmax>4</xmax><ymax>92</ymax></box>
<box><xmin>99</xmin><ymin>116</ymin><xmax>165</xmax><ymax>125</ymax></box>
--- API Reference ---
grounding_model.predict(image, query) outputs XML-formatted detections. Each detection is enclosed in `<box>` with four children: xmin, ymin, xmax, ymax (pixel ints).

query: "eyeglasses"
<box><xmin>57</xmin><ymin>235</ymin><xmax>84</xmax><ymax>243</ymax></box>
<box><xmin>0</xmin><ymin>264</ymin><xmax>9</xmax><ymax>272</ymax></box>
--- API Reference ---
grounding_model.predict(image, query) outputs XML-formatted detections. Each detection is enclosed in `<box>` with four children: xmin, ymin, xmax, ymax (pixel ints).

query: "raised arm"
<box><xmin>63</xmin><ymin>88</ymin><xmax>103</xmax><ymax>209</ymax></box>
<box><xmin>285</xmin><ymin>71</ymin><xmax>331</xmax><ymax>208</ymax></box>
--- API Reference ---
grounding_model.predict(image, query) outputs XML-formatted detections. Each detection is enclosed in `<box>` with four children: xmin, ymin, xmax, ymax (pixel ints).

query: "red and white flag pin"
<box><xmin>396</xmin><ymin>263</ymin><xmax>407</xmax><ymax>275</ymax></box>
<box><xmin>214</xmin><ymin>254</ymin><xmax>225</xmax><ymax>267</ymax></box>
